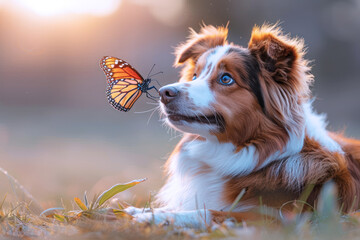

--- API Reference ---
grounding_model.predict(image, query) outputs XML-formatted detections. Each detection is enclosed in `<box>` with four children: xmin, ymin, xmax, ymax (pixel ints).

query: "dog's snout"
<box><xmin>159</xmin><ymin>86</ymin><xmax>179</xmax><ymax>104</ymax></box>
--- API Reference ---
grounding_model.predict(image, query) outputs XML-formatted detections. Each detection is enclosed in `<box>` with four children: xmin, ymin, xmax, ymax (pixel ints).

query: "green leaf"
<box><xmin>96</xmin><ymin>178</ymin><xmax>146</xmax><ymax>207</ymax></box>
<box><xmin>74</xmin><ymin>197</ymin><xmax>88</xmax><ymax>211</ymax></box>
<box><xmin>54</xmin><ymin>213</ymin><xmax>65</xmax><ymax>222</ymax></box>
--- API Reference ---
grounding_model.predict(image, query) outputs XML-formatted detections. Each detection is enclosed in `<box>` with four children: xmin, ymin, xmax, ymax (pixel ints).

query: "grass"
<box><xmin>1</xmin><ymin>169</ymin><xmax>360</xmax><ymax>239</ymax></box>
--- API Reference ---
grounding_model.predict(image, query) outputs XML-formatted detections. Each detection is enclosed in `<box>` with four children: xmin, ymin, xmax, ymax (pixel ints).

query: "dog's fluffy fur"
<box><xmin>126</xmin><ymin>24</ymin><xmax>360</xmax><ymax>228</ymax></box>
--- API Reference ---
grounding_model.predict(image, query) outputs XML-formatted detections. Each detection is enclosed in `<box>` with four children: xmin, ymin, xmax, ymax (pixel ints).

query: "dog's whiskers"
<box><xmin>146</xmin><ymin>101</ymin><xmax>160</xmax><ymax>105</ymax></box>
<box><xmin>147</xmin><ymin>106</ymin><xmax>160</xmax><ymax>125</ymax></box>
<box><xmin>134</xmin><ymin>106</ymin><xmax>159</xmax><ymax>114</ymax></box>
<box><xmin>169</xmin><ymin>133</ymin><xmax>183</xmax><ymax>141</ymax></box>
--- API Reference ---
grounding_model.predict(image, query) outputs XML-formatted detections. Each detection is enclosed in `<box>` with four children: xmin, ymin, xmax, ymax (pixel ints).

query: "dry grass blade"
<box><xmin>228</xmin><ymin>188</ymin><xmax>246</xmax><ymax>213</ymax></box>
<box><xmin>84</xmin><ymin>191</ymin><xmax>89</xmax><ymax>208</ymax></box>
<box><xmin>296</xmin><ymin>184</ymin><xmax>315</xmax><ymax>214</ymax></box>
<box><xmin>0</xmin><ymin>194</ymin><xmax>7</xmax><ymax>211</ymax></box>
<box><xmin>74</xmin><ymin>197</ymin><xmax>88</xmax><ymax>211</ymax></box>
<box><xmin>0</xmin><ymin>167</ymin><xmax>43</xmax><ymax>214</ymax></box>
<box><xmin>40</xmin><ymin>207</ymin><xmax>65</xmax><ymax>217</ymax></box>
<box><xmin>95</xmin><ymin>178</ymin><xmax>147</xmax><ymax>208</ymax></box>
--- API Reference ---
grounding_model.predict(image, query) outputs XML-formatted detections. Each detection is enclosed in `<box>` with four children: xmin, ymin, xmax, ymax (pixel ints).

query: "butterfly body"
<box><xmin>100</xmin><ymin>56</ymin><xmax>158</xmax><ymax>112</ymax></box>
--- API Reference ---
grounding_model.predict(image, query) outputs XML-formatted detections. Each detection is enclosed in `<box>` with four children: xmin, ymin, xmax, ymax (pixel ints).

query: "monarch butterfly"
<box><xmin>100</xmin><ymin>56</ymin><xmax>159</xmax><ymax>112</ymax></box>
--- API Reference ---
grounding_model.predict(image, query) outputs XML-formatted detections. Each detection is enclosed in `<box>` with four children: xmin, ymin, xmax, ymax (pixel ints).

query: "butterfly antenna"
<box><xmin>146</xmin><ymin>64</ymin><xmax>156</xmax><ymax>79</ymax></box>
<box><xmin>148</xmin><ymin>71</ymin><xmax>163</xmax><ymax>78</ymax></box>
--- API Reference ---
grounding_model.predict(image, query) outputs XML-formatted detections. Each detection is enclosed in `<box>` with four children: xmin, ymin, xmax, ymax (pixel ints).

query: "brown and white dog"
<box><xmin>126</xmin><ymin>24</ymin><xmax>360</xmax><ymax>228</ymax></box>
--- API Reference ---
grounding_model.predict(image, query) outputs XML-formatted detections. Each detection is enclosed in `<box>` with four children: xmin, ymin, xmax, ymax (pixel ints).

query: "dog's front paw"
<box><xmin>125</xmin><ymin>207</ymin><xmax>170</xmax><ymax>225</ymax></box>
<box><xmin>133</xmin><ymin>212</ymin><xmax>170</xmax><ymax>225</ymax></box>
<box><xmin>132</xmin><ymin>210</ymin><xmax>212</xmax><ymax>229</ymax></box>
<box><xmin>124</xmin><ymin>206</ymin><xmax>153</xmax><ymax>216</ymax></box>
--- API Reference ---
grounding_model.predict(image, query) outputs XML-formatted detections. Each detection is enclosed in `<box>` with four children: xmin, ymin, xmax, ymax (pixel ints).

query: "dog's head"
<box><xmin>160</xmin><ymin>24</ymin><xmax>312</xmax><ymax>148</ymax></box>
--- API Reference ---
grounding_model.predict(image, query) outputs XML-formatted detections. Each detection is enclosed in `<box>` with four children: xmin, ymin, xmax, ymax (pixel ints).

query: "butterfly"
<box><xmin>100</xmin><ymin>56</ymin><xmax>159</xmax><ymax>112</ymax></box>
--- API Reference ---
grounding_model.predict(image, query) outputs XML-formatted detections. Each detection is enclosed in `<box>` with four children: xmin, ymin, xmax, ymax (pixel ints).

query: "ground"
<box><xmin>1</xmin><ymin>177</ymin><xmax>360</xmax><ymax>240</ymax></box>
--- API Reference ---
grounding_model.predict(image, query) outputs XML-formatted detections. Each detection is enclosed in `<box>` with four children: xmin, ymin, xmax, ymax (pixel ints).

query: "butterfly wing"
<box><xmin>107</xmin><ymin>78</ymin><xmax>143</xmax><ymax>112</ymax></box>
<box><xmin>100</xmin><ymin>56</ymin><xmax>145</xmax><ymax>111</ymax></box>
<box><xmin>100</xmin><ymin>56</ymin><xmax>144</xmax><ymax>84</ymax></box>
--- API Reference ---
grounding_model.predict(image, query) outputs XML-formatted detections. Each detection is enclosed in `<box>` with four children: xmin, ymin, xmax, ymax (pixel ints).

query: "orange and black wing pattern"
<box><xmin>106</xmin><ymin>78</ymin><xmax>143</xmax><ymax>112</ymax></box>
<box><xmin>100</xmin><ymin>56</ymin><xmax>144</xmax><ymax>112</ymax></box>
<box><xmin>100</xmin><ymin>56</ymin><xmax>143</xmax><ymax>84</ymax></box>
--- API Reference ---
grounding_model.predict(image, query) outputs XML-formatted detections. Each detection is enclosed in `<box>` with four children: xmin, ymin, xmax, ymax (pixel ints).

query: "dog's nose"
<box><xmin>159</xmin><ymin>86</ymin><xmax>179</xmax><ymax>104</ymax></box>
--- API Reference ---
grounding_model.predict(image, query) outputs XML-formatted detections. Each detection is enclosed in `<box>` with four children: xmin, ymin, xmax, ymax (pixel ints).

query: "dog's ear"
<box><xmin>175</xmin><ymin>25</ymin><xmax>228</xmax><ymax>66</ymax></box>
<box><xmin>248</xmin><ymin>24</ymin><xmax>304</xmax><ymax>83</ymax></box>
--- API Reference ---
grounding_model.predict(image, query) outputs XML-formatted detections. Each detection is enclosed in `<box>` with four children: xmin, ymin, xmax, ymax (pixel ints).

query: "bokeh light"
<box><xmin>14</xmin><ymin>0</ymin><xmax>122</xmax><ymax>17</ymax></box>
<box><xmin>131</xmin><ymin>0</ymin><xmax>186</xmax><ymax>26</ymax></box>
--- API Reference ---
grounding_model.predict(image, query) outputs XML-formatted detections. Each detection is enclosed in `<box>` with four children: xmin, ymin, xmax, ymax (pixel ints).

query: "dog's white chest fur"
<box><xmin>157</xmin><ymin>137</ymin><xmax>257</xmax><ymax>211</ymax></box>
<box><xmin>157</xmin><ymin>139</ymin><xmax>222</xmax><ymax>211</ymax></box>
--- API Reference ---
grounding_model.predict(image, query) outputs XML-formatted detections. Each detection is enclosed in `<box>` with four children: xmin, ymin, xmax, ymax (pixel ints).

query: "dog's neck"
<box><xmin>180</xmin><ymin>130</ymin><xmax>304</xmax><ymax>178</ymax></box>
<box><xmin>178</xmin><ymin>102</ymin><xmax>341</xmax><ymax>177</ymax></box>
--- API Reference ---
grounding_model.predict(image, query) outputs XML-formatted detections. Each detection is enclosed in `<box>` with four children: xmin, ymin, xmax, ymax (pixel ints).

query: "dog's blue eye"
<box><xmin>218</xmin><ymin>73</ymin><xmax>234</xmax><ymax>85</ymax></box>
<box><xmin>192</xmin><ymin>74</ymin><xmax>197</xmax><ymax>80</ymax></box>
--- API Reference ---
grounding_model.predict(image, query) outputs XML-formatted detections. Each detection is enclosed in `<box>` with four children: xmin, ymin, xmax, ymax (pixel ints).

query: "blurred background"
<box><xmin>0</xmin><ymin>0</ymin><xmax>359</xmax><ymax>209</ymax></box>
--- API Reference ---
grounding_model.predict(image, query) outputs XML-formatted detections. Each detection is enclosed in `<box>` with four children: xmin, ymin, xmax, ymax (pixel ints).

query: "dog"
<box><xmin>125</xmin><ymin>24</ymin><xmax>360</xmax><ymax>228</ymax></box>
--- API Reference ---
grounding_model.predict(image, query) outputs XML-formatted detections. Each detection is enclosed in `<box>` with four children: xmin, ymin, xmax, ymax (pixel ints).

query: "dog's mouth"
<box><xmin>167</xmin><ymin>112</ymin><xmax>224</xmax><ymax>126</ymax></box>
